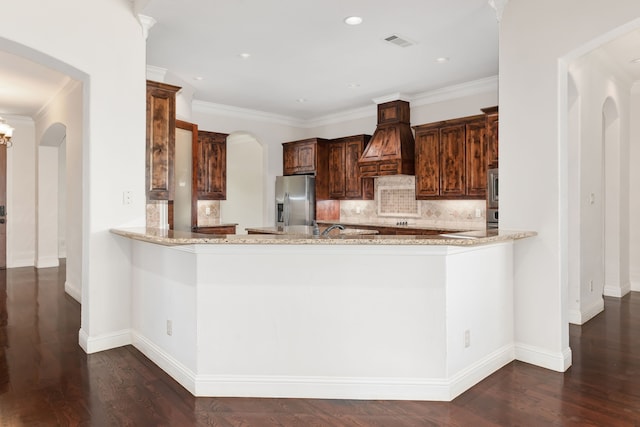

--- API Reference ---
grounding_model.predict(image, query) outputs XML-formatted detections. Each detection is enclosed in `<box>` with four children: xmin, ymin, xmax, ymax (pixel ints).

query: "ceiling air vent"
<box><xmin>384</xmin><ymin>34</ymin><xmax>415</xmax><ymax>48</ymax></box>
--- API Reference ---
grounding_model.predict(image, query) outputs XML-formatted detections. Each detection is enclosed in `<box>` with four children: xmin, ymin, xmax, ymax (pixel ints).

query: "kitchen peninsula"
<box><xmin>113</xmin><ymin>227</ymin><xmax>533</xmax><ymax>401</ymax></box>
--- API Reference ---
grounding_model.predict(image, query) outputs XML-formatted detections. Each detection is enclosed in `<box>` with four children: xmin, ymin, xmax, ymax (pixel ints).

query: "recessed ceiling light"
<box><xmin>347</xmin><ymin>83</ymin><xmax>361</xmax><ymax>88</ymax></box>
<box><xmin>239</xmin><ymin>53</ymin><xmax>251</xmax><ymax>59</ymax></box>
<box><xmin>296</xmin><ymin>98</ymin><xmax>307</xmax><ymax>103</ymax></box>
<box><xmin>631</xmin><ymin>58</ymin><xmax>640</xmax><ymax>64</ymax></box>
<box><xmin>435</xmin><ymin>57</ymin><xmax>450</xmax><ymax>63</ymax></box>
<box><xmin>344</xmin><ymin>16</ymin><xmax>363</xmax><ymax>26</ymax></box>
<box><xmin>194</xmin><ymin>76</ymin><xmax>204</xmax><ymax>81</ymax></box>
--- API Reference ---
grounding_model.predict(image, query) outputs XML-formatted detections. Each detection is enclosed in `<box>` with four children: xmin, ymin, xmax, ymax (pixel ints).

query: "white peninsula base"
<box><xmin>129</xmin><ymin>240</ymin><xmax>515</xmax><ymax>401</ymax></box>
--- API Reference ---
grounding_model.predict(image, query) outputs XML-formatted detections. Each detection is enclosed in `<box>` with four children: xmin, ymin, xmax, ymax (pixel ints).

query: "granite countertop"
<box><xmin>110</xmin><ymin>227</ymin><xmax>536</xmax><ymax>247</ymax></box>
<box><xmin>315</xmin><ymin>220</ymin><xmax>480</xmax><ymax>232</ymax></box>
<box><xmin>245</xmin><ymin>226</ymin><xmax>379</xmax><ymax>236</ymax></box>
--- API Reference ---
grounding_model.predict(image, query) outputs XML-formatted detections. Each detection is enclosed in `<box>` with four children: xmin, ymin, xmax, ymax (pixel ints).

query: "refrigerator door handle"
<box><xmin>284</xmin><ymin>192</ymin><xmax>290</xmax><ymax>226</ymax></box>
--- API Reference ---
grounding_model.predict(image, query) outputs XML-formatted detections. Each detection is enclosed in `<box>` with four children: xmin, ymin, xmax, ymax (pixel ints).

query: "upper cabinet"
<box><xmin>282</xmin><ymin>138</ymin><xmax>329</xmax><ymax>199</ymax></box>
<box><xmin>414</xmin><ymin>115</ymin><xmax>487</xmax><ymax>199</ymax></box>
<box><xmin>196</xmin><ymin>130</ymin><xmax>228</xmax><ymax>200</ymax></box>
<box><xmin>146</xmin><ymin>80</ymin><xmax>181</xmax><ymax>200</ymax></box>
<box><xmin>283</xmin><ymin>137</ymin><xmax>329</xmax><ymax>176</ymax></box>
<box><xmin>328</xmin><ymin>135</ymin><xmax>373</xmax><ymax>200</ymax></box>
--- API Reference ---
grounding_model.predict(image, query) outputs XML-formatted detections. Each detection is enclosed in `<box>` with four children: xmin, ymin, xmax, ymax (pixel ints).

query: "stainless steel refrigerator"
<box><xmin>275</xmin><ymin>175</ymin><xmax>315</xmax><ymax>226</ymax></box>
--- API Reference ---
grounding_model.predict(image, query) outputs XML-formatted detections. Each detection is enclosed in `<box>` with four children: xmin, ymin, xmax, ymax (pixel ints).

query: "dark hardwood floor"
<box><xmin>1</xmin><ymin>262</ymin><xmax>639</xmax><ymax>426</ymax></box>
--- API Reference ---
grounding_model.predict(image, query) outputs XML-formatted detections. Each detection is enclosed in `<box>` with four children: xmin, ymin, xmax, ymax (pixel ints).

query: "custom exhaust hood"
<box><xmin>358</xmin><ymin>100</ymin><xmax>415</xmax><ymax>177</ymax></box>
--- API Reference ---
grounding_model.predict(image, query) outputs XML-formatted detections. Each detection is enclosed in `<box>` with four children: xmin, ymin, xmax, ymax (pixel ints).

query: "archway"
<box><xmin>220</xmin><ymin>132</ymin><xmax>265</xmax><ymax>234</ymax></box>
<box><xmin>37</xmin><ymin>122</ymin><xmax>66</xmax><ymax>268</ymax></box>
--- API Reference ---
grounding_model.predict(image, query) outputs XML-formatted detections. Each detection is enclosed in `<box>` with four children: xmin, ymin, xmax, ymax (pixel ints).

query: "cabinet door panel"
<box><xmin>197</xmin><ymin>131</ymin><xmax>227</xmax><ymax>200</ymax></box>
<box><xmin>465</xmin><ymin>120</ymin><xmax>487</xmax><ymax>197</ymax></box>
<box><xmin>439</xmin><ymin>125</ymin><xmax>465</xmax><ymax>197</ymax></box>
<box><xmin>345</xmin><ymin>139</ymin><xmax>364</xmax><ymax>198</ymax></box>
<box><xmin>328</xmin><ymin>142</ymin><xmax>346</xmax><ymax>198</ymax></box>
<box><xmin>146</xmin><ymin>81</ymin><xmax>179</xmax><ymax>200</ymax></box>
<box><xmin>415</xmin><ymin>128</ymin><xmax>440</xmax><ymax>198</ymax></box>
<box><xmin>283</xmin><ymin>144</ymin><xmax>296</xmax><ymax>175</ymax></box>
<box><xmin>296</xmin><ymin>142</ymin><xmax>316</xmax><ymax>173</ymax></box>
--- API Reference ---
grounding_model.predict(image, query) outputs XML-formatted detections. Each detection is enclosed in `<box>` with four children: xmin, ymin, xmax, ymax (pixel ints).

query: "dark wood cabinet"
<box><xmin>328</xmin><ymin>135</ymin><xmax>373</xmax><ymax>200</ymax></box>
<box><xmin>146</xmin><ymin>80</ymin><xmax>181</xmax><ymax>200</ymax></box>
<box><xmin>193</xmin><ymin>225</ymin><xmax>236</xmax><ymax>235</ymax></box>
<box><xmin>283</xmin><ymin>138</ymin><xmax>328</xmax><ymax>176</ymax></box>
<box><xmin>482</xmin><ymin>106</ymin><xmax>499</xmax><ymax>168</ymax></box>
<box><xmin>196</xmin><ymin>130</ymin><xmax>228</xmax><ymax>200</ymax></box>
<box><xmin>439</xmin><ymin>124</ymin><xmax>466</xmax><ymax>197</ymax></box>
<box><xmin>282</xmin><ymin>138</ymin><xmax>329</xmax><ymax>199</ymax></box>
<box><xmin>465</xmin><ymin>119</ymin><xmax>488</xmax><ymax>197</ymax></box>
<box><xmin>340</xmin><ymin>224</ymin><xmax>455</xmax><ymax>236</ymax></box>
<box><xmin>414</xmin><ymin>114</ymin><xmax>487</xmax><ymax>199</ymax></box>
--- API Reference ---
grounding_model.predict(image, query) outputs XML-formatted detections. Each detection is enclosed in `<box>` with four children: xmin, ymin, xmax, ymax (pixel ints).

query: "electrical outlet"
<box><xmin>166</xmin><ymin>320</ymin><xmax>173</xmax><ymax>336</ymax></box>
<box><xmin>475</xmin><ymin>207</ymin><xmax>482</xmax><ymax>218</ymax></box>
<box><xmin>205</xmin><ymin>206</ymin><xmax>211</xmax><ymax>216</ymax></box>
<box><xmin>123</xmin><ymin>190</ymin><xmax>133</xmax><ymax>205</ymax></box>
<box><xmin>464</xmin><ymin>330</ymin><xmax>470</xmax><ymax>348</ymax></box>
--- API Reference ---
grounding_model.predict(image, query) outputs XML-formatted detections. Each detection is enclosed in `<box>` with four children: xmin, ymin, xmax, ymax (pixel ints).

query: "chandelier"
<box><xmin>0</xmin><ymin>117</ymin><xmax>14</xmax><ymax>147</ymax></box>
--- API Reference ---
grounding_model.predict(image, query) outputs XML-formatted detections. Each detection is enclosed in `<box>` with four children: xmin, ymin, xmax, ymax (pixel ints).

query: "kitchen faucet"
<box><xmin>321</xmin><ymin>224</ymin><xmax>345</xmax><ymax>237</ymax></box>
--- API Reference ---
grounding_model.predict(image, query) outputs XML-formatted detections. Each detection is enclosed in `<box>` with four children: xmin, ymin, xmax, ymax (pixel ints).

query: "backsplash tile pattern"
<box><xmin>146</xmin><ymin>200</ymin><xmax>167</xmax><ymax>229</ymax></box>
<box><xmin>340</xmin><ymin>175</ymin><xmax>486</xmax><ymax>230</ymax></box>
<box><xmin>378</xmin><ymin>187</ymin><xmax>420</xmax><ymax>217</ymax></box>
<box><xmin>196</xmin><ymin>200</ymin><xmax>221</xmax><ymax>226</ymax></box>
<box><xmin>146</xmin><ymin>200</ymin><xmax>221</xmax><ymax>228</ymax></box>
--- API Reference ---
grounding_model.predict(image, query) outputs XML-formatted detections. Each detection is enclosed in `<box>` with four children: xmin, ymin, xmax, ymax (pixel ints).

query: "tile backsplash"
<box><xmin>339</xmin><ymin>175</ymin><xmax>486</xmax><ymax>230</ymax></box>
<box><xmin>146</xmin><ymin>200</ymin><xmax>221</xmax><ymax>228</ymax></box>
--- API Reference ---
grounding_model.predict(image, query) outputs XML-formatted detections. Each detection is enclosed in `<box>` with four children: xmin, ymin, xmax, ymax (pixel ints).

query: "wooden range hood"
<box><xmin>358</xmin><ymin>100</ymin><xmax>415</xmax><ymax>177</ymax></box>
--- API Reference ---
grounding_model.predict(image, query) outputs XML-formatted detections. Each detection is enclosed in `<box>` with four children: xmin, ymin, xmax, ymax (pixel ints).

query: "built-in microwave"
<box><xmin>487</xmin><ymin>168</ymin><xmax>499</xmax><ymax>209</ymax></box>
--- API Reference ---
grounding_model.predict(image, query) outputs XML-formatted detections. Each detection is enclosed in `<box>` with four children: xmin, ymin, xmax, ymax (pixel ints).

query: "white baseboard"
<box><xmin>7</xmin><ymin>257</ymin><xmax>34</xmax><ymax>268</ymax></box>
<box><xmin>36</xmin><ymin>257</ymin><xmax>60</xmax><ymax>269</ymax></box>
<box><xmin>65</xmin><ymin>280</ymin><xmax>81</xmax><ymax>303</ymax></box>
<box><xmin>446</xmin><ymin>344</ymin><xmax>515</xmax><ymax>400</ymax></box>
<box><xmin>604</xmin><ymin>282</ymin><xmax>631</xmax><ymax>298</ymax></box>
<box><xmin>131</xmin><ymin>332</ymin><xmax>197</xmax><ymax>395</ymax></box>
<box><xmin>568</xmin><ymin>297</ymin><xmax>604</xmax><ymax>325</ymax></box>
<box><xmin>515</xmin><ymin>343</ymin><xmax>572</xmax><ymax>372</ymax></box>
<box><xmin>132</xmin><ymin>330</ymin><xmax>514</xmax><ymax>401</ymax></box>
<box><xmin>79</xmin><ymin>328</ymin><xmax>132</xmax><ymax>354</ymax></box>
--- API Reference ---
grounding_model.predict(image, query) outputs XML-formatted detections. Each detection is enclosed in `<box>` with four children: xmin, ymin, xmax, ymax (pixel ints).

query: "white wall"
<box><xmin>221</xmin><ymin>133</ymin><xmax>265</xmax><ymax>233</ymax></box>
<box><xmin>2</xmin><ymin>0</ymin><xmax>147</xmax><ymax>352</ymax></box>
<box><xmin>34</xmin><ymin>83</ymin><xmax>83</xmax><ymax>302</ymax></box>
<box><xmin>500</xmin><ymin>0</ymin><xmax>640</xmax><ymax>371</ymax></box>
<box><xmin>567</xmin><ymin>50</ymin><xmax>632</xmax><ymax>324</ymax></box>
<box><xmin>6</xmin><ymin>116</ymin><xmax>36</xmax><ymax>268</ymax></box>
<box><xmin>630</xmin><ymin>84</ymin><xmax>640</xmax><ymax>291</ymax></box>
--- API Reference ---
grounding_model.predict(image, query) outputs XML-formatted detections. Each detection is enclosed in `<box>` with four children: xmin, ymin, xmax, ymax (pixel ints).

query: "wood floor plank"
<box><xmin>1</xmin><ymin>262</ymin><xmax>640</xmax><ymax>426</ymax></box>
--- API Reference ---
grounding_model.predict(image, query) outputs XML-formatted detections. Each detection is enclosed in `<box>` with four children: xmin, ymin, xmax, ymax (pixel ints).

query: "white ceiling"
<box><xmin>0</xmin><ymin>1</ymin><xmax>639</xmax><ymax>120</ymax></box>
<box><xmin>141</xmin><ymin>0</ymin><xmax>499</xmax><ymax>119</ymax></box>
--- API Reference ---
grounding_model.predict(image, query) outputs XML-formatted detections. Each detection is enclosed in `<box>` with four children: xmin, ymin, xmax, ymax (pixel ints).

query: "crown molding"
<box><xmin>372</xmin><ymin>92</ymin><xmax>412</xmax><ymax>104</ymax></box>
<box><xmin>487</xmin><ymin>0</ymin><xmax>509</xmax><ymax>22</ymax></box>
<box><xmin>192</xmin><ymin>76</ymin><xmax>498</xmax><ymax>129</ymax></box>
<box><xmin>146</xmin><ymin>65</ymin><xmax>168</xmax><ymax>82</ymax></box>
<box><xmin>138</xmin><ymin>14</ymin><xmax>157</xmax><ymax>40</ymax></box>
<box><xmin>0</xmin><ymin>114</ymin><xmax>34</xmax><ymax>125</ymax></box>
<box><xmin>34</xmin><ymin>78</ymin><xmax>79</xmax><ymax>121</ymax></box>
<box><xmin>410</xmin><ymin>75</ymin><xmax>498</xmax><ymax>108</ymax></box>
<box><xmin>192</xmin><ymin>100</ymin><xmax>307</xmax><ymax>128</ymax></box>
